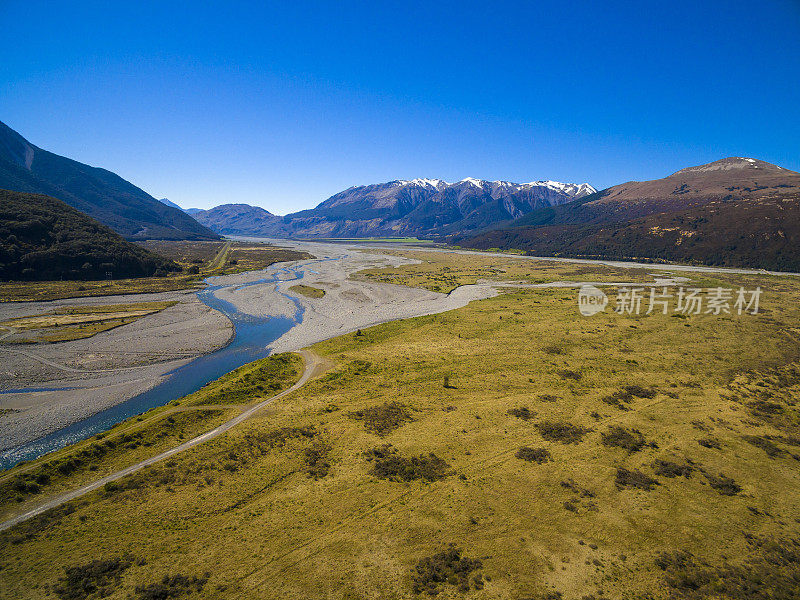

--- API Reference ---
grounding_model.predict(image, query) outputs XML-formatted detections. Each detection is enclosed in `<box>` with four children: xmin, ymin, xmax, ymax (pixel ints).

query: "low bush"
<box><xmin>557</xmin><ymin>369</ymin><xmax>582</xmax><ymax>381</ymax></box>
<box><xmin>134</xmin><ymin>573</ymin><xmax>208</xmax><ymax>599</ymax></box>
<box><xmin>560</xmin><ymin>479</ymin><xmax>595</xmax><ymax>498</ymax></box>
<box><xmin>614</xmin><ymin>468</ymin><xmax>659</xmax><ymax>491</ymax></box>
<box><xmin>698</xmin><ymin>437</ymin><xmax>721</xmax><ymax>449</ymax></box>
<box><xmin>600</xmin><ymin>426</ymin><xmax>648</xmax><ymax>453</ymax></box>
<box><xmin>515</xmin><ymin>447</ymin><xmax>552</xmax><ymax>463</ymax></box>
<box><xmin>559</xmin><ymin>479</ymin><xmax>598</xmax><ymax>513</ymax></box>
<box><xmin>54</xmin><ymin>555</ymin><xmax>134</xmax><ymax>600</ymax></box>
<box><xmin>537</xmin><ymin>394</ymin><xmax>560</xmax><ymax>402</ymax></box>
<box><xmin>653</xmin><ymin>459</ymin><xmax>694</xmax><ymax>478</ymax></box>
<box><xmin>743</xmin><ymin>435</ymin><xmax>785</xmax><ymax>458</ymax></box>
<box><xmin>705</xmin><ymin>473</ymin><xmax>741</xmax><ymax>496</ymax></box>
<box><xmin>349</xmin><ymin>401</ymin><xmax>413</xmax><ymax>436</ymax></box>
<box><xmin>261</xmin><ymin>426</ymin><xmax>317</xmax><ymax>448</ymax></box>
<box><xmin>602</xmin><ymin>385</ymin><xmax>657</xmax><ymax>410</ymax></box>
<box><xmin>411</xmin><ymin>545</ymin><xmax>483</xmax><ymax>595</ymax></box>
<box><xmin>304</xmin><ymin>441</ymin><xmax>331</xmax><ymax>479</ymax></box>
<box><xmin>508</xmin><ymin>406</ymin><xmax>535</xmax><ymax>420</ymax></box>
<box><xmin>535</xmin><ymin>421</ymin><xmax>591</xmax><ymax>444</ymax></box>
<box><xmin>366</xmin><ymin>445</ymin><xmax>451</xmax><ymax>482</ymax></box>
<box><xmin>655</xmin><ymin>536</ymin><xmax>800</xmax><ymax>599</ymax></box>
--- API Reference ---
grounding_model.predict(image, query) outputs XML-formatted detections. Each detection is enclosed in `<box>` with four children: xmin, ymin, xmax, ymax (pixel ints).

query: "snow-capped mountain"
<box><xmin>191</xmin><ymin>177</ymin><xmax>595</xmax><ymax>239</ymax></box>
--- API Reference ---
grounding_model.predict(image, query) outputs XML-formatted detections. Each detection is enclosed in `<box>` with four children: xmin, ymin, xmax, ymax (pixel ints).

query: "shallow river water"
<box><xmin>0</xmin><ymin>264</ymin><xmax>310</xmax><ymax>469</ymax></box>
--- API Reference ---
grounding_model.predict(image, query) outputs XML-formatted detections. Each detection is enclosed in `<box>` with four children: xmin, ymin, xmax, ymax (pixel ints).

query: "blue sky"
<box><xmin>2</xmin><ymin>0</ymin><xmax>799</xmax><ymax>214</ymax></box>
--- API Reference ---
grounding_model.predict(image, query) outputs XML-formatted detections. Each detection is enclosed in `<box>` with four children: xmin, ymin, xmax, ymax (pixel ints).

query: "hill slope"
<box><xmin>190</xmin><ymin>204</ymin><xmax>289</xmax><ymax>237</ymax></box>
<box><xmin>0</xmin><ymin>189</ymin><xmax>180</xmax><ymax>280</ymax></box>
<box><xmin>462</xmin><ymin>158</ymin><xmax>800</xmax><ymax>271</ymax></box>
<box><xmin>0</xmin><ymin>121</ymin><xmax>219</xmax><ymax>241</ymax></box>
<box><xmin>192</xmin><ymin>178</ymin><xmax>595</xmax><ymax>238</ymax></box>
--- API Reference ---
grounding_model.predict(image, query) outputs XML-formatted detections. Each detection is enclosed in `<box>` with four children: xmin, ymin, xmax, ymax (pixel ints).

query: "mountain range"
<box><xmin>460</xmin><ymin>157</ymin><xmax>800</xmax><ymax>271</ymax></box>
<box><xmin>0</xmin><ymin>121</ymin><xmax>218</xmax><ymax>241</ymax></box>
<box><xmin>190</xmin><ymin>178</ymin><xmax>596</xmax><ymax>238</ymax></box>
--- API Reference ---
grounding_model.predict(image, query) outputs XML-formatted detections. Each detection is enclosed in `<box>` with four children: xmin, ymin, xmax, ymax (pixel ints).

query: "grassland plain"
<box><xmin>0</xmin><ymin>301</ymin><xmax>179</xmax><ymax>343</ymax></box>
<box><xmin>1</xmin><ymin>257</ymin><xmax>799</xmax><ymax>599</ymax></box>
<box><xmin>356</xmin><ymin>250</ymin><xmax>663</xmax><ymax>293</ymax></box>
<box><xmin>0</xmin><ymin>352</ymin><xmax>303</xmax><ymax>523</ymax></box>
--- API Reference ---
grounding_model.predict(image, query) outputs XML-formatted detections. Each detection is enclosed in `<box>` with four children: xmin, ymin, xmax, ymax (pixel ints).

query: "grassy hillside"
<box><xmin>464</xmin><ymin>197</ymin><xmax>800</xmax><ymax>271</ymax></box>
<box><xmin>460</xmin><ymin>158</ymin><xmax>800</xmax><ymax>271</ymax></box>
<box><xmin>1</xmin><ymin>255</ymin><xmax>799</xmax><ymax>599</ymax></box>
<box><xmin>0</xmin><ymin>189</ymin><xmax>180</xmax><ymax>281</ymax></box>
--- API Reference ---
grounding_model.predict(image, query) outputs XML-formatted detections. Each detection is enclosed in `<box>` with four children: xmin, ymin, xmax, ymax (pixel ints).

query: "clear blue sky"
<box><xmin>2</xmin><ymin>0</ymin><xmax>799</xmax><ymax>214</ymax></box>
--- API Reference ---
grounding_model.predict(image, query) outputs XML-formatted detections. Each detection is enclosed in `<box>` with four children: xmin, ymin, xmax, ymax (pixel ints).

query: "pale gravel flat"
<box><xmin>0</xmin><ymin>290</ymin><xmax>233</xmax><ymax>450</ymax></box>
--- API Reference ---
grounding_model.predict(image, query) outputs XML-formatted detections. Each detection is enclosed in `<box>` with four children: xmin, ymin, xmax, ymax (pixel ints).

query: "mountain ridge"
<box><xmin>0</xmin><ymin>121</ymin><xmax>219</xmax><ymax>241</ymax></box>
<box><xmin>191</xmin><ymin>177</ymin><xmax>595</xmax><ymax>238</ymax></box>
<box><xmin>460</xmin><ymin>157</ymin><xmax>800</xmax><ymax>271</ymax></box>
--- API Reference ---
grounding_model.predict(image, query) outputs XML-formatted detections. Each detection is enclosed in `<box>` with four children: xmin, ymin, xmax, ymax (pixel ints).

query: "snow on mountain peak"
<box><xmin>392</xmin><ymin>177</ymin><xmax>594</xmax><ymax>197</ymax></box>
<box><xmin>396</xmin><ymin>178</ymin><xmax>447</xmax><ymax>189</ymax></box>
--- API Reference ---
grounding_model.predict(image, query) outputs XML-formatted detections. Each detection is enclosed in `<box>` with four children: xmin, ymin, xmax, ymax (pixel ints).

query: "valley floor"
<box><xmin>0</xmin><ymin>243</ymin><xmax>799</xmax><ymax>599</ymax></box>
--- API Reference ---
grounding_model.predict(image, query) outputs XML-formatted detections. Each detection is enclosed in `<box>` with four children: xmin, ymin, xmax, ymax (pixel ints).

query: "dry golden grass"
<box><xmin>289</xmin><ymin>284</ymin><xmax>326</xmax><ymax>299</ymax></box>
<box><xmin>358</xmin><ymin>250</ymin><xmax>661</xmax><ymax>292</ymax></box>
<box><xmin>0</xmin><ymin>302</ymin><xmax>178</xmax><ymax>343</ymax></box>
<box><xmin>1</xmin><ymin>257</ymin><xmax>799</xmax><ymax>599</ymax></box>
<box><xmin>0</xmin><ymin>353</ymin><xmax>304</xmax><ymax>523</ymax></box>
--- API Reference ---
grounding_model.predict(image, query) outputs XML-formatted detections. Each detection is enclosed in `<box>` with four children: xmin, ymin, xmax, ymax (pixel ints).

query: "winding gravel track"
<box><xmin>0</xmin><ymin>349</ymin><xmax>325</xmax><ymax>533</ymax></box>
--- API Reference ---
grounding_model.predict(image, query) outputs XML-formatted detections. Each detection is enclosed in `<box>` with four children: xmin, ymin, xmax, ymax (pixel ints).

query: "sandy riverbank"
<box><xmin>0</xmin><ymin>289</ymin><xmax>233</xmax><ymax>449</ymax></box>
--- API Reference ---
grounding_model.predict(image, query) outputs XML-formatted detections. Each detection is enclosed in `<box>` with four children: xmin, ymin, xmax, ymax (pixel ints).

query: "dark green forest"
<box><xmin>0</xmin><ymin>189</ymin><xmax>180</xmax><ymax>281</ymax></box>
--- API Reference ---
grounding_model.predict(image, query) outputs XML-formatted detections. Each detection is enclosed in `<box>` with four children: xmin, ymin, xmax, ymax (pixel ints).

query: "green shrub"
<box><xmin>515</xmin><ymin>447</ymin><xmax>552</xmax><ymax>463</ymax></box>
<box><xmin>535</xmin><ymin>421</ymin><xmax>591</xmax><ymax>444</ymax></box>
<box><xmin>411</xmin><ymin>545</ymin><xmax>482</xmax><ymax>595</ymax></box>
<box><xmin>349</xmin><ymin>401</ymin><xmax>413</xmax><ymax>436</ymax></box>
